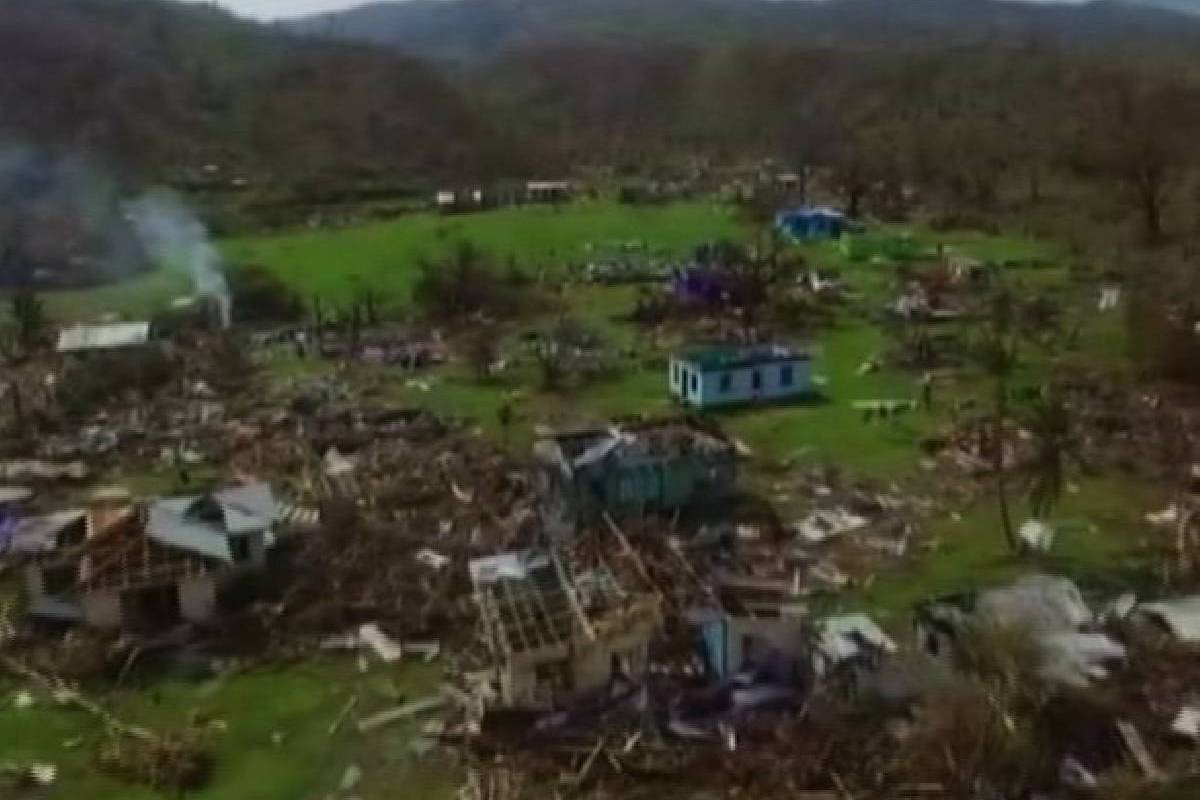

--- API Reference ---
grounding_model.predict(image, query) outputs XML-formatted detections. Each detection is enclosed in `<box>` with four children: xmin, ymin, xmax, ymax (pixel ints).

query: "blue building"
<box><xmin>669</xmin><ymin>344</ymin><xmax>813</xmax><ymax>409</ymax></box>
<box><xmin>775</xmin><ymin>207</ymin><xmax>846</xmax><ymax>241</ymax></box>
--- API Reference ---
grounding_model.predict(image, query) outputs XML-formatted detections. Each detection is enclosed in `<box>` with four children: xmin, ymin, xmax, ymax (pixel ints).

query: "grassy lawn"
<box><xmin>222</xmin><ymin>199</ymin><xmax>741</xmax><ymax>311</ymax></box>
<box><xmin>846</xmin><ymin>475</ymin><xmax>1165</xmax><ymax>626</ymax></box>
<box><xmin>1</xmin><ymin>656</ymin><xmax>455</xmax><ymax>800</ymax></box>
<box><xmin>39</xmin><ymin>270</ymin><xmax>192</xmax><ymax>324</ymax></box>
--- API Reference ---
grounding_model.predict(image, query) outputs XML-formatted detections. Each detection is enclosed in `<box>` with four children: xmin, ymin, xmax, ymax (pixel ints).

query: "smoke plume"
<box><xmin>126</xmin><ymin>190</ymin><xmax>232</xmax><ymax>328</ymax></box>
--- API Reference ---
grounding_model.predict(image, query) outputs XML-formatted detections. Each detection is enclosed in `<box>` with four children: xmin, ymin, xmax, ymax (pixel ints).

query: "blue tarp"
<box><xmin>672</xmin><ymin>266</ymin><xmax>735</xmax><ymax>305</ymax></box>
<box><xmin>775</xmin><ymin>207</ymin><xmax>845</xmax><ymax>241</ymax></box>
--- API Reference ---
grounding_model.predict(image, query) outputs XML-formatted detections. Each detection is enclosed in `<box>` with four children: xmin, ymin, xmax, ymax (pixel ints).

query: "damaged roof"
<box><xmin>1138</xmin><ymin>597</ymin><xmax>1200</xmax><ymax>642</ymax></box>
<box><xmin>975</xmin><ymin>574</ymin><xmax>1093</xmax><ymax>632</ymax></box>
<box><xmin>146</xmin><ymin>482</ymin><xmax>277</xmax><ymax>562</ymax></box>
<box><xmin>536</xmin><ymin>419</ymin><xmax>733</xmax><ymax>472</ymax></box>
<box><xmin>922</xmin><ymin>574</ymin><xmax>1127</xmax><ymax>688</ymax></box>
<box><xmin>4</xmin><ymin>509</ymin><xmax>86</xmax><ymax>554</ymax></box>
<box><xmin>56</xmin><ymin>322</ymin><xmax>151</xmax><ymax>353</ymax></box>
<box><xmin>813</xmin><ymin>614</ymin><xmax>897</xmax><ymax>676</ymax></box>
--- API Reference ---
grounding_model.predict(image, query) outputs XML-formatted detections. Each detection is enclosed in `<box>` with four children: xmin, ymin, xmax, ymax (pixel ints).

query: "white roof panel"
<box><xmin>57</xmin><ymin>322</ymin><xmax>150</xmax><ymax>353</ymax></box>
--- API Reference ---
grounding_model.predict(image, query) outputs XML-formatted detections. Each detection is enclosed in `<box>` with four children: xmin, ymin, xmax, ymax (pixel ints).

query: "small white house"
<box><xmin>669</xmin><ymin>344</ymin><xmax>813</xmax><ymax>409</ymax></box>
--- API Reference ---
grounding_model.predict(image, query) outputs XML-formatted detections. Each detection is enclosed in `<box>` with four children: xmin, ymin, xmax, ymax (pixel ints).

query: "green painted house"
<box><xmin>534</xmin><ymin>420</ymin><xmax>738</xmax><ymax>527</ymax></box>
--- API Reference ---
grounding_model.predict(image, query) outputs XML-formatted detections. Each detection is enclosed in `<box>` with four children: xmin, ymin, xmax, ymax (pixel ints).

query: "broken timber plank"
<box><xmin>1116</xmin><ymin>719</ymin><xmax>1166</xmax><ymax>782</ymax></box>
<box><xmin>357</xmin><ymin>696</ymin><xmax>444</xmax><ymax>734</ymax></box>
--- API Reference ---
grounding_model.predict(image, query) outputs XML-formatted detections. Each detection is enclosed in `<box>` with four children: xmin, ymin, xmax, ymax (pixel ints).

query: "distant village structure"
<box><xmin>670</xmin><ymin>345</ymin><xmax>813</xmax><ymax>409</ymax></box>
<box><xmin>525</xmin><ymin>180</ymin><xmax>573</xmax><ymax>204</ymax></box>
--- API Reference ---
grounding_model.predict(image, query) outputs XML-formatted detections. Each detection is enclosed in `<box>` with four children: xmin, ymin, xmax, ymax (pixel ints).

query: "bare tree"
<box><xmin>1084</xmin><ymin>73</ymin><xmax>1199</xmax><ymax>242</ymax></box>
<box><xmin>463</xmin><ymin>325</ymin><xmax>499</xmax><ymax>383</ymax></box>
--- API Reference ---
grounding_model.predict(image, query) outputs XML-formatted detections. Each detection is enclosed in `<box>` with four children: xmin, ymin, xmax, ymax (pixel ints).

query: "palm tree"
<box><xmin>1025</xmin><ymin>387</ymin><xmax>1084</xmax><ymax>521</ymax></box>
<box><xmin>974</xmin><ymin>284</ymin><xmax>1020</xmax><ymax>552</ymax></box>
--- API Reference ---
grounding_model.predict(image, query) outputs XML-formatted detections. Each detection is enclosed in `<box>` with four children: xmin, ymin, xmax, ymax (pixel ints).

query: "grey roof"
<box><xmin>976</xmin><ymin>574</ymin><xmax>1092</xmax><ymax>632</ymax></box>
<box><xmin>57</xmin><ymin>322</ymin><xmax>150</xmax><ymax>353</ymax></box>
<box><xmin>145</xmin><ymin>482</ymin><xmax>277</xmax><ymax>562</ymax></box>
<box><xmin>6</xmin><ymin>510</ymin><xmax>86</xmax><ymax>554</ymax></box>
<box><xmin>147</xmin><ymin>497</ymin><xmax>234</xmax><ymax>562</ymax></box>
<box><xmin>213</xmin><ymin>483</ymin><xmax>277</xmax><ymax>534</ymax></box>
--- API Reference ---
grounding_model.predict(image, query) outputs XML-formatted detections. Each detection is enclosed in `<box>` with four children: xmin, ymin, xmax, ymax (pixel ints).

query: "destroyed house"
<box><xmin>534</xmin><ymin>421</ymin><xmax>737</xmax><ymax>525</ymax></box>
<box><xmin>693</xmin><ymin>565</ymin><xmax>896</xmax><ymax>683</ymax></box>
<box><xmin>471</xmin><ymin>549</ymin><xmax>661</xmax><ymax>707</ymax></box>
<box><xmin>915</xmin><ymin>575</ymin><xmax>1127</xmax><ymax>688</ymax></box>
<box><xmin>670</xmin><ymin>344</ymin><xmax>813</xmax><ymax>409</ymax></box>
<box><xmin>9</xmin><ymin>483</ymin><xmax>277</xmax><ymax>630</ymax></box>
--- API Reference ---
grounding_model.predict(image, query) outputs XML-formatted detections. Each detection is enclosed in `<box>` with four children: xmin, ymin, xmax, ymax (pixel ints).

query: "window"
<box><xmin>691</xmin><ymin>373</ymin><xmax>699</xmax><ymax>393</ymax></box>
<box><xmin>719</xmin><ymin>373</ymin><xmax>732</xmax><ymax>393</ymax></box>
<box><xmin>752</xmin><ymin>370</ymin><xmax>762</xmax><ymax>391</ymax></box>
<box><xmin>672</xmin><ymin>363</ymin><xmax>680</xmax><ymax>384</ymax></box>
<box><xmin>230</xmin><ymin>535</ymin><xmax>252</xmax><ymax>563</ymax></box>
<box><xmin>781</xmin><ymin>365</ymin><xmax>794</xmax><ymax>387</ymax></box>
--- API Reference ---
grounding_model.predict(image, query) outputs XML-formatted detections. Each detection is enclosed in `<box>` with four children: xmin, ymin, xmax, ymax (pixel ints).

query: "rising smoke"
<box><xmin>125</xmin><ymin>190</ymin><xmax>232</xmax><ymax>328</ymax></box>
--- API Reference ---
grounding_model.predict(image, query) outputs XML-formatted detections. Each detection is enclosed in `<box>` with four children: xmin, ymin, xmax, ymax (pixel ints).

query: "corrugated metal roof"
<box><xmin>214</xmin><ymin>483</ymin><xmax>277</xmax><ymax>534</ymax></box>
<box><xmin>57</xmin><ymin>322</ymin><xmax>151</xmax><ymax>353</ymax></box>
<box><xmin>144</xmin><ymin>482</ymin><xmax>277</xmax><ymax>561</ymax></box>
<box><xmin>146</xmin><ymin>497</ymin><xmax>233</xmax><ymax>562</ymax></box>
<box><xmin>56</xmin><ymin>321</ymin><xmax>150</xmax><ymax>352</ymax></box>
<box><xmin>6</xmin><ymin>510</ymin><xmax>86</xmax><ymax>554</ymax></box>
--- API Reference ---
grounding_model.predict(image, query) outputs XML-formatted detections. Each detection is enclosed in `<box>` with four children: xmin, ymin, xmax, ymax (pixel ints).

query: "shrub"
<box><xmin>227</xmin><ymin>264</ymin><xmax>304</xmax><ymax>324</ymax></box>
<box><xmin>412</xmin><ymin>241</ymin><xmax>524</xmax><ymax>321</ymax></box>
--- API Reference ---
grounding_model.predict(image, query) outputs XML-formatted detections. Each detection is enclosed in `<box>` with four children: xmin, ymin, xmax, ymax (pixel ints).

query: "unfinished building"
<box><xmin>534</xmin><ymin>419</ymin><xmax>737</xmax><ymax>528</ymax></box>
<box><xmin>470</xmin><ymin>549</ymin><xmax>661</xmax><ymax>707</ymax></box>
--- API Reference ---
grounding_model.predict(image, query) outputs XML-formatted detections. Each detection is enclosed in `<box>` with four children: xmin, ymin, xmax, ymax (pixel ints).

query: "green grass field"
<box><xmin>0</xmin><ymin>657</ymin><xmax>453</xmax><ymax>800</ymax></box>
<box><xmin>223</xmin><ymin>199</ymin><xmax>741</xmax><ymax>311</ymax></box>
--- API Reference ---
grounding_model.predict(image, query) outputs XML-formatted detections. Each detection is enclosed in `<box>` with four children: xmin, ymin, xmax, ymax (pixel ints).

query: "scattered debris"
<box><xmin>357</xmin><ymin>623</ymin><xmax>403</xmax><ymax>664</ymax></box>
<box><xmin>1171</xmin><ymin>706</ymin><xmax>1200</xmax><ymax>740</ymax></box>
<box><xmin>1018</xmin><ymin>519</ymin><xmax>1055</xmax><ymax>553</ymax></box>
<box><xmin>1137</xmin><ymin>597</ymin><xmax>1200</xmax><ymax>642</ymax></box>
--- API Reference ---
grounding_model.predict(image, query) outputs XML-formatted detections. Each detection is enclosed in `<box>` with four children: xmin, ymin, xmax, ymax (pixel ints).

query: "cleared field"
<box><xmin>222</xmin><ymin>199</ymin><xmax>742</xmax><ymax>310</ymax></box>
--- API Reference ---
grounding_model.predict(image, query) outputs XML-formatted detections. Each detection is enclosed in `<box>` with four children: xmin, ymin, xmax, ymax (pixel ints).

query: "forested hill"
<box><xmin>1126</xmin><ymin>0</ymin><xmax>1200</xmax><ymax>17</ymax></box>
<box><xmin>285</xmin><ymin>0</ymin><xmax>1200</xmax><ymax>62</ymax></box>
<box><xmin>5</xmin><ymin>0</ymin><xmax>1200</xmax><ymax>217</ymax></box>
<box><xmin>0</xmin><ymin>0</ymin><xmax>521</xmax><ymax>185</ymax></box>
